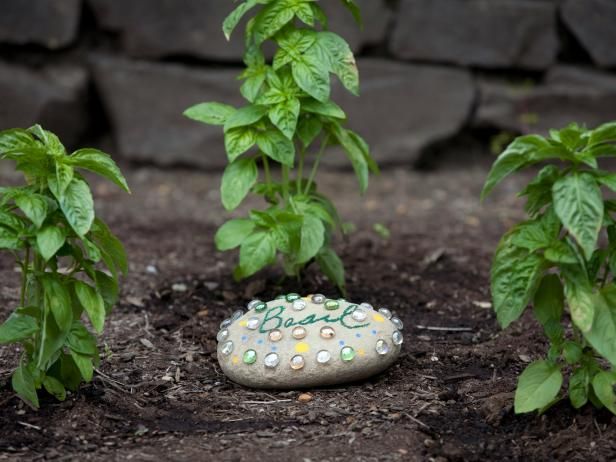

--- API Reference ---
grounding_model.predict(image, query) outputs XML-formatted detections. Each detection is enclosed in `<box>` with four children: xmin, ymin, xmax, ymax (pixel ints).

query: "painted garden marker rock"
<box><xmin>216</xmin><ymin>294</ymin><xmax>404</xmax><ymax>389</ymax></box>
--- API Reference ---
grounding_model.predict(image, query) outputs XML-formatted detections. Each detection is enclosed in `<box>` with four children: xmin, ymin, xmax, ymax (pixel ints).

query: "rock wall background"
<box><xmin>1</xmin><ymin>0</ymin><xmax>615</xmax><ymax>169</ymax></box>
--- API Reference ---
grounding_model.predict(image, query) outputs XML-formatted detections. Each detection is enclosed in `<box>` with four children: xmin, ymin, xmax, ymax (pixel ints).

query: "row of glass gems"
<box><xmin>217</xmin><ymin>294</ymin><xmax>404</xmax><ymax>370</ymax></box>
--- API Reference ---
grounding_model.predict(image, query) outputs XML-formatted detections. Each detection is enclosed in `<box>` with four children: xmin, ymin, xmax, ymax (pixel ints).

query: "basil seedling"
<box><xmin>0</xmin><ymin>125</ymin><xmax>129</xmax><ymax>408</ymax></box>
<box><xmin>185</xmin><ymin>0</ymin><xmax>378</xmax><ymax>292</ymax></box>
<box><xmin>483</xmin><ymin>122</ymin><xmax>616</xmax><ymax>415</ymax></box>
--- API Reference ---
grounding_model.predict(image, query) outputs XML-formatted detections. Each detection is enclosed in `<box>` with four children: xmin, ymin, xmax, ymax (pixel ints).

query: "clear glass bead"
<box><xmin>246</xmin><ymin>317</ymin><xmax>260</xmax><ymax>330</ymax></box>
<box><xmin>264</xmin><ymin>353</ymin><xmax>280</xmax><ymax>368</ymax></box>
<box><xmin>292</xmin><ymin>299</ymin><xmax>307</xmax><ymax>311</ymax></box>
<box><xmin>216</xmin><ymin>329</ymin><xmax>229</xmax><ymax>342</ymax></box>
<box><xmin>392</xmin><ymin>330</ymin><xmax>403</xmax><ymax>345</ymax></box>
<box><xmin>290</xmin><ymin>355</ymin><xmax>305</xmax><ymax>370</ymax></box>
<box><xmin>221</xmin><ymin>341</ymin><xmax>233</xmax><ymax>355</ymax></box>
<box><xmin>375</xmin><ymin>339</ymin><xmax>390</xmax><ymax>355</ymax></box>
<box><xmin>378</xmin><ymin>308</ymin><xmax>393</xmax><ymax>319</ymax></box>
<box><xmin>316</xmin><ymin>350</ymin><xmax>331</xmax><ymax>364</ymax></box>
<box><xmin>320</xmin><ymin>326</ymin><xmax>336</xmax><ymax>339</ymax></box>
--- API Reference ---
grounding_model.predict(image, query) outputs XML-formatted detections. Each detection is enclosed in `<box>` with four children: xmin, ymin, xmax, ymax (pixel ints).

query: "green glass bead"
<box><xmin>254</xmin><ymin>302</ymin><xmax>267</xmax><ymax>312</ymax></box>
<box><xmin>340</xmin><ymin>346</ymin><xmax>355</xmax><ymax>362</ymax></box>
<box><xmin>325</xmin><ymin>299</ymin><xmax>340</xmax><ymax>310</ymax></box>
<box><xmin>286</xmin><ymin>293</ymin><xmax>301</xmax><ymax>302</ymax></box>
<box><xmin>243</xmin><ymin>349</ymin><xmax>257</xmax><ymax>365</ymax></box>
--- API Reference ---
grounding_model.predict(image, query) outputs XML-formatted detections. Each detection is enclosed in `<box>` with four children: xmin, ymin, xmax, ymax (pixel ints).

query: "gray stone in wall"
<box><xmin>390</xmin><ymin>0</ymin><xmax>558</xmax><ymax>70</ymax></box>
<box><xmin>0</xmin><ymin>0</ymin><xmax>82</xmax><ymax>49</ymax></box>
<box><xmin>330</xmin><ymin>59</ymin><xmax>475</xmax><ymax>165</ymax></box>
<box><xmin>561</xmin><ymin>0</ymin><xmax>616</xmax><ymax>68</ymax></box>
<box><xmin>90</xmin><ymin>56</ymin><xmax>243</xmax><ymax>168</ymax></box>
<box><xmin>0</xmin><ymin>62</ymin><xmax>89</xmax><ymax>148</ymax></box>
<box><xmin>474</xmin><ymin>66</ymin><xmax>616</xmax><ymax>134</ymax></box>
<box><xmin>88</xmin><ymin>0</ymin><xmax>389</xmax><ymax>61</ymax></box>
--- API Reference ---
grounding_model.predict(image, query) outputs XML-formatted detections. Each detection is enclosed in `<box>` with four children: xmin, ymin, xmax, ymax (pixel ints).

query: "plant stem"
<box><xmin>297</xmin><ymin>144</ymin><xmax>305</xmax><ymax>193</ymax></box>
<box><xmin>262</xmin><ymin>154</ymin><xmax>271</xmax><ymax>186</ymax></box>
<box><xmin>20</xmin><ymin>246</ymin><xmax>30</xmax><ymax>307</ymax></box>
<box><xmin>282</xmin><ymin>165</ymin><xmax>290</xmax><ymax>204</ymax></box>
<box><xmin>305</xmin><ymin>136</ymin><xmax>328</xmax><ymax>195</ymax></box>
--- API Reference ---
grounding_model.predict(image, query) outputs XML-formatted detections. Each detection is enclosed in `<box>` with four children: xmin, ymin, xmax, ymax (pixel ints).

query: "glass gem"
<box><xmin>292</xmin><ymin>326</ymin><xmax>307</xmax><ymax>339</ymax></box>
<box><xmin>392</xmin><ymin>330</ymin><xmax>404</xmax><ymax>345</ymax></box>
<box><xmin>325</xmin><ymin>299</ymin><xmax>340</xmax><ymax>311</ymax></box>
<box><xmin>268</xmin><ymin>329</ymin><xmax>283</xmax><ymax>342</ymax></box>
<box><xmin>316</xmin><ymin>350</ymin><xmax>331</xmax><ymax>364</ymax></box>
<box><xmin>360</xmin><ymin>302</ymin><xmax>374</xmax><ymax>311</ymax></box>
<box><xmin>231</xmin><ymin>310</ymin><xmax>244</xmax><ymax>321</ymax></box>
<box><xmin>221</xmin><ymin>341</ymin><xmax>233</xmax><ymax>355</ymax></box>
<box><xmin>254</xmin><ymin>302</ymin><xmax>267</xmax><ymax>312</ymax></box>
<box><xmin>292</xmin><ymin>299</ymin><xmax>307</xmax><ymax>311</ymax></box>
<box><xmin>378</xmin><ymin>308</ymin><xmax>393</xmax><ymax>319</ymax></box>
<box><xmin>391</xmin><ymin>317</ymin><xmax>404</xmax><ymax>330</ymax></box>
<box><xmin>351</xmin><ymin>308</ymin><xmax>367</xmax><ymax>322</ymax></box>
<box><xmin>286</xmin><ymin>293</ymin><xmax>301</xmax><ymax>302</ymax></box>
<box><xmin>216</xmin><ymin>329</ymin><xmax>229</xmax><ymax>342</ymax></box>
<box><xmin>340</xmin><ymin>346</ymin><xmax>356</xmax><ymax>362</ymax></box>
<box><xmin>264</xmin><ymin>353</ymin><xmax>280</xmax><ymax>368</ymax></box>
<box><xmin>243</xmin><ymin>349</ymin><xmax>257</xmax><ymax>364</ymax></box>
<box><xmin>246</xmin><ymin>317</ymin><xmax>260</xmax><ymax>330</ymax></box>
<box><xmin>312</xmin><ymin>294</ymin><xmax>326</xmax><ymax>304</ymax></box>
<box><xmin>290</xmin><ymin>355</ymin><xmax>305</xmax><ymax>370</ymax></box>
<box><xmin>220</xmin><ymin>318</ymin><xmax>232</xmax><ymax>329</ymax></box>
<box><xmin>247</xmin><ymin>299</ymin><xmax>262</xmax><ymax>310</ymax></box>
<box><xmin>375</xmin><ymin>339</ymin><xmax>390</xmax><ymax>355</ymax></box>
<box><xmin>320</xmin><ymin>326</ymin><xmax>336</xmax><ymax>339</ymax></box>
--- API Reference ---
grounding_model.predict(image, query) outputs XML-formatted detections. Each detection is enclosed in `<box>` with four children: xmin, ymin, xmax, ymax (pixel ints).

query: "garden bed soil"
<box><xmin>1</xmin><ymin>164</ymin><xmax>615</xmax><ymax>461</ymax></box>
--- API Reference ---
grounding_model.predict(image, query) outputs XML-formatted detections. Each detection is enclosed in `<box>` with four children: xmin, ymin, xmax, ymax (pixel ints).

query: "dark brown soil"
<box><xmin>1</xmin><ymin>164</ymin><xmax>615</xmax><ymax>461</ymax></box>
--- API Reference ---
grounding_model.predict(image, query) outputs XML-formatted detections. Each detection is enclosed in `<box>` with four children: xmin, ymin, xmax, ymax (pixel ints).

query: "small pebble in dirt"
<box><xmin>172</xmin><ymin>283</ymin><xmax>188</xmax><ymax>292</ymax></box>
<box><xmin>146</xmin><ymin>265</ymin><xmax>158</xmax><ymax>274</ymax></box>
<box><xmin>298</xmin><ymin>393</ymin><xmax>313</xmax><ymax>403</ymax></box>
<box><xmin>217</xmin><ymin>294</ymin><xmax>403</xmax><ymax>389</ymax></box>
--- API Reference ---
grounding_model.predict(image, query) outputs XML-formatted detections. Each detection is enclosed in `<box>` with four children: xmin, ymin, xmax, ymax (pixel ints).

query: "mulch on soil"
<box><xmin>1</xmin><ymin>165</ymin><xmax>615</xmax><ymax>461</ymax></box>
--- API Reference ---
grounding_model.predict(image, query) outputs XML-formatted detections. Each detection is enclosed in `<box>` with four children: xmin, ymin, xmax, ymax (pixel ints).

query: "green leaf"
<box><xmin>221</xmin><ymin>158</ymin><xmax>258</xmax><ymax>211</ymax></box>
<box><xmin>0</xmin><ymin>226</ymin><xmax>22</xmax><ymax>250</ymax></box>
<box><xmin>297</xmin><ymin>215</ymin><xmax>325</xmax><ymax>264</ymax></box>
<box><xmin>292</xmin><ymin>54</ymin><xmax>330</xmax><ymax>103</ymax></box>
<box><xmin>584</xmin><ymin>286</ymin><xmax>616</xmax><ymax>365</ymax></box>
<box><xmin>74</xmin><ymin>281</ymin><xmax>106</xmax><ymax>334</ymax></box>
<box><xmin>50</xmin><ymin>177</ymin><xmax>95</xmax><ymax>237</ymax></box>
<box><xmin>533</xmin><ymin>274</ymin><xmax>564</xmax><ymax>327</ymax></box>
<box><xmin>0</xmin><ymin>313</ymin><xmax>38</xmax><ymax>344</ymax></box>
<box><xmin>90</xmin><ymin>218</ymin><xmax>128</xmax><ymax>277</ymax></box>
<box><xmin>589</xmin><ymin>121</ymin><xmax>616</xmax><ymax>147</ymax></box>
<box><xmin>340</xmin><ymin>0</ymin><xmax>363</xmax><ymax>27</ymax></box>
<box><xmin>215</xmin><ymin>219</ymin><xmax>256</xmax><ymax>251</ymax></box>
<box><xmin>68</xmin><ymin>149</ymin><xmax>130</xmax><ymax>193</ymax></box>
<box><xmin>553</xmin><ymin>172</ymin><xmax>603</xmax><ymax>260</ymax></box>
<box><xmin>330</xmin><ymin>123</ymin><xmax>369</xmax><ymax>193</ymax></box>
<box><xmin>58</xmin><ymin>353</ymin><xmax>82</xmax><ymax>391</ymax></box>
<box><xmin>223</xmin><ymin>0</ymin><xmax>259</xmax><ymax>40</ymax></box>
<box><xmin>70</xmin><ymin>351</ymin><xmax>94</xmax><ymax>382</ymax></box>
<box><xmin>37</xmin><ymin>314</ymin><xmax>69</xmax><ymax>369</ymax></box>
<box><xmin>562</xmin><ymin>341</ymin><xmax>583</xmax><ymax>364</ymax></box>
<box><xmin>316</xmin><ymin>246</ymin><xmax>345</xmax><ymax>291</ymax></box>
<box><xmin>297</xmin><ymin>116</ymin><xmax>322</xmax><ymax>148</ymax></box>
<box><xmin>569</xmin><ymin>367</ymin><xmax>589</xmax><ymax>409</ymax></box>
<box><xmin>94</xmin><ymin>271</ymin><xmax>119</xmax><ymax>313</ymax></box>
<box><xmin>314</xmin><ymin>32</ymin><xmax>359</xmax><ymax>95</ymax></box>
<box><xmin>544</xmin><ymin>240</ymin><xmax>578</xmax><ymax>264</ymax></box>
<box><xmin>257</xmin><ymin>129</ymin><xmax>295</xmax><ymax>167</ymax></box>
<box><xmin>42</xmin><ymin>375</ymin><xmax>66</xmax><ymax>401</ymax></box>
<box><xmin>491</xmin><ymin>231</ymin><xmax>546</xmax><ymax>328</ymax></box>
<box><xmin>253</xmin><ymin>0</ymin><xmax>295</xmax><ymax>44</ymax></box>
<box><xmin>12</xmin><ymin>364</ymin><xmax>39</xmax><ymax>408</ymax></box>
<box><xmin>302</xmin><ymin>99</ymin><xmax>346</xmax><ymax>119</ymax></box>
<box><xmin>225</xmin><ymin>127</ymin><xmax>257</xmax><ymax>162</ymax></box>
<box><xmin>0</xmin><ymin>128</ymin><xmax>35</xmax><ymax>155</ymax></box>
<box><xmin>41</xmin><ymin>275</ymin><xmax>73</xmax><ymax>333</ymax></box>
<box><xmin>15</xmin><ymin>193</ymin><xmax>48</xmax><ymax>228</ymax></box>
<box><xmin>184</xmin><ymin>102</ymin><xmax>235</xmax><ymax>126</ymax></box>
<box><xmin>238</xmin><ymin>230</ymin><xmax>276</xmax><ymax>277</ymax></box>
<box><xmin>66</xmin><ymin>322</ymin><xmax>98</xmax><ymax>357</ymax></box>
<box><xmin>514</xmin><ymin>360</ymin><xmax>563</xmax><ymax>414</ymax></box>
<box><xmin>269</xmin><ymin>98</ymin><xmax>300</xmax><ymax>140</ymax></box>
<box><xmin>562</xmin><ymin>266</ymin><xmax>596</xmax><ymax>333</ymax></box>
<box><xmin>481</xmin><ymin>135</ymin><xmax>552</xmax><ymax>200</ymax></box>
<box><xmin>592</xmin><ymin>371</ymin><xmax>616</xmax><ymax>414</ymax></box>
<box><xmin>55</xmin><ymin>162</ymin><xmax>74</xmax><ymax>196</ymax></box>
<box><xmin>224</xmin><ymin>105</ymin><xmax>268</xmax><ymax>131</ymax></box>
<box><xmin>519</xmin><ymin>165</ymin><xmax>561</xmax><ymax>217</ymax></box>
<box><xmin>37</xmin><ymin>225</ymin><xmax>66</xmax><ymax>261</ymax></box>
